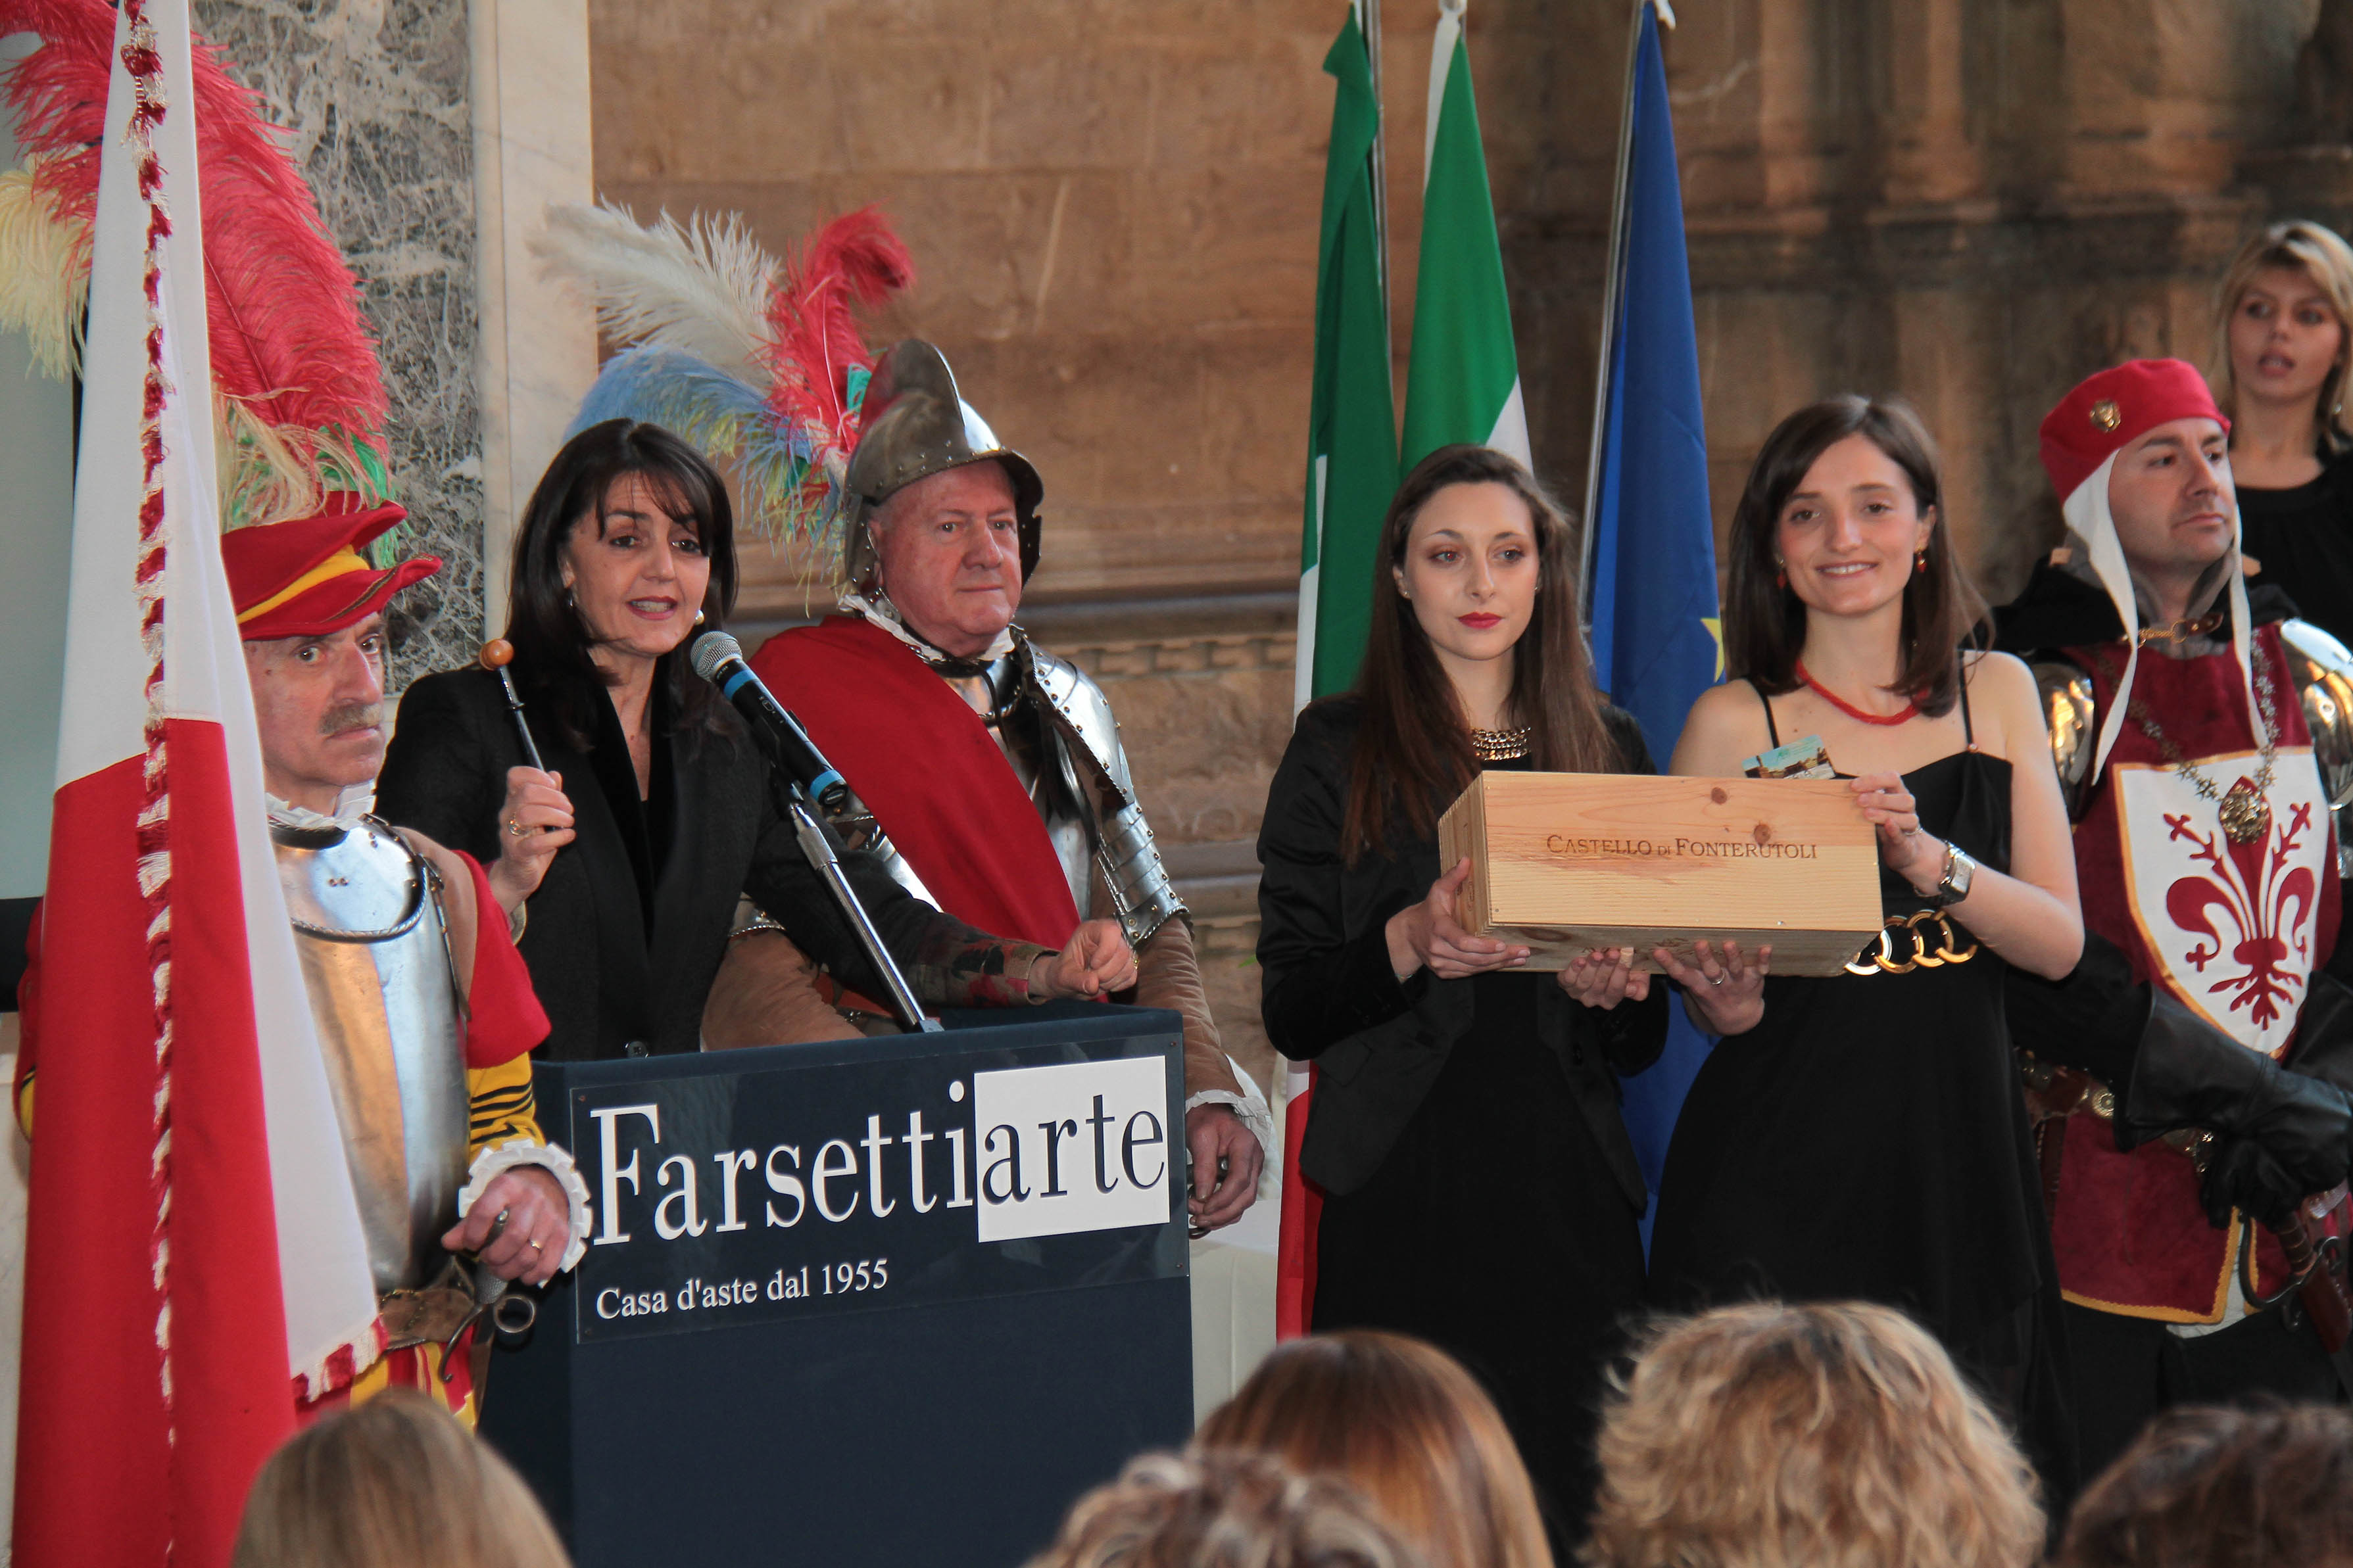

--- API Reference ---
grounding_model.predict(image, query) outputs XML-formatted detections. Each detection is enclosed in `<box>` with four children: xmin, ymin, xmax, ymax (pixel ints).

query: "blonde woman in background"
<box><xmin>1584</xmin><ymin>1302</ymin><xmax>2044</xmax><ymax>1568</ymax></box>
<box><xmin>1196</xmin><ymin>1330</ymin><xmax>1553</xmax><ymax>1568</ymax></box>
<box><xmin>231</xmin><ymin>1390</ymin><xmax>570</xmax><ymax>1568</ymax></box>
<box><xmin>2215</xmin><ymin>219</ymin><xmax>2353</xmax><ymax>646</ymax></box>
<box><xmin>1027</xmin><ymin>1449</ymin><xmax>1425</xmax><ymax>1568</ymax></box>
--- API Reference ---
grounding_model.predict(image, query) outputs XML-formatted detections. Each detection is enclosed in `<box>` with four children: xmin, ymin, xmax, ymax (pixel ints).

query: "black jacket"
<box><xmin>1255</xmin><ymin>697</ymin><xmax>1669</xmax><ymax>1210</ymax></box>
<box><xmin>1991</xmin><ymin>557</ymin><xmax>2300</xmax><ymax>656</ymax></box>
<box><xmin>377</xmin><ymin>665</ymin><xmax>1024</xmax><ymax>1061</ymax></box>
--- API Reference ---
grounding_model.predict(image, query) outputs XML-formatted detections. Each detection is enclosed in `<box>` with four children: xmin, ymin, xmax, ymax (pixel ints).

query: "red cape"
<box><xmin>751</xmin><ymin>616</ymin><xmax>1081</xmax><ymax>950</ymax></box>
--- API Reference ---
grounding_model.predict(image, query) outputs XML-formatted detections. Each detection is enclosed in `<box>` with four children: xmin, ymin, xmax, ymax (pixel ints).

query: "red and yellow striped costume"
<box><xmin>16</xmin><ymin>843</ymin><xmax>553</xmax><ymax>1430</ymax></box>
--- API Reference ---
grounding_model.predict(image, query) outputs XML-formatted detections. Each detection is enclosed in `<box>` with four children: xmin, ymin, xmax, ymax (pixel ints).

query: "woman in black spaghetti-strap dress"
<box><xmin>1647</xmin><ymin>398</ymin><xmax>2087</xmax><ymax>1508</ymax></box>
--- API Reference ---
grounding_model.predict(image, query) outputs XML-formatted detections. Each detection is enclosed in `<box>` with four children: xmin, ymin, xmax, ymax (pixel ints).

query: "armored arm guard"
<box><xmin>1023</xmin><ymin>646</ymin><xmax>1186</xmax><ymax>947</ymax></box>
<box><xmin>2278</xmin><ymin>618</ymin><xmax>2353</xmax><ymax>878</ymax></box>
<box><xmin>2031</xmin><ymin>655</ymin><xmax>2098</xmax><ymax>822</ymax></box>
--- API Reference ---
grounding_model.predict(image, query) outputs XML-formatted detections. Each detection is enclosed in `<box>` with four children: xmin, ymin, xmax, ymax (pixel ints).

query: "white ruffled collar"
<box><xmin>836</xmin><ymin>587</ymin><xmax>1017</xmax><ymax>665</ymax></box>
<box><xmin>266</xmin><ymin>782</ymin><xmax>376</xmax><ymax>832</ymax></box>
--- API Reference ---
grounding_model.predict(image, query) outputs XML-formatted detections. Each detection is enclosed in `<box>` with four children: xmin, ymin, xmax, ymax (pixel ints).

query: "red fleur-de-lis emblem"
<box><xmin>2164</xmin><ymin>791</ymin><xmax>2317</xmax><ymax>1031</ymax></box>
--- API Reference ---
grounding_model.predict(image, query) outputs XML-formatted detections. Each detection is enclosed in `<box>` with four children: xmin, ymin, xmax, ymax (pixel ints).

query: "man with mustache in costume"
<box><xmin>16</xmin><ymin>498</ymin><xmax>590</xmax><ymax>1424</ymax></box>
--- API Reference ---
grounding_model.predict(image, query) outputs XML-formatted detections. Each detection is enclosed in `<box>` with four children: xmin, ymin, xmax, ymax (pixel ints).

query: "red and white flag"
<box><xmin>12</xmin><ymin>3</ymin><xmax>377</xmax><ymax>1563</ymax></box>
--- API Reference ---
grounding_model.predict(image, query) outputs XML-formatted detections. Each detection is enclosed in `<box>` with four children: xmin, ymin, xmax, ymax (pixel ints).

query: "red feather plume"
<box><xmin>1</xmin><ymin>0</ymin><xmax>389</xmax><ymax>446</ymax></box>
<box><xmin>762</xmin><ymin>206</ymin><xmax>913</xmax><ymax>453</ymax></box>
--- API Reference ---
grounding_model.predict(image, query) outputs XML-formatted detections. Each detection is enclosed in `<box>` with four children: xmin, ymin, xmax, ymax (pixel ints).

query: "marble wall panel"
<box><xmin>195</xmin><ymin>0</ymin><xmax>483</xmax><ymax>690</ymax></box>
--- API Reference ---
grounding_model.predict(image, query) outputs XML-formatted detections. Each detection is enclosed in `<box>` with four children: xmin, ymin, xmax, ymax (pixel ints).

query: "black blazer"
<box><xmin>1255</xmin><ymin>697</ymin><xmax>1668</xmax><ymax>1210</ymax></box>
<box><xmin>377</xmin><ymin>665</ymin><xmax>1009</xmax><ymax>1062</ymax></box>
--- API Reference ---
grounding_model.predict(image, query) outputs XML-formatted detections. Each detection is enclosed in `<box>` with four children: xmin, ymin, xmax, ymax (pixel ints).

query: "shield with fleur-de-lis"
<box><xmin>2116</xmin><ymin>746</ymin><xmax>2331</xmax><ymax>1059</ymax></box>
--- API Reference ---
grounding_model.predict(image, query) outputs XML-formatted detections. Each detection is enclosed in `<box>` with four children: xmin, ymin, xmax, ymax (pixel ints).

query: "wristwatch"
<box><xmin>1917</xmin><ymin>843</ymin><xmax>1977</xmax><ymax>909</ymax></box>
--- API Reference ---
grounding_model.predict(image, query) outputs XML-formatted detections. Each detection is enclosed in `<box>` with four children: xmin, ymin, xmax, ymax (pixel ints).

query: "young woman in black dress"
<box><xmin>1255</xmin><ymin>444</ymin><xmax>1755</xmax><ymax>1536</ymax></box>
<box><xmin>2215</xmin><ymin>221</ymin><xmax>2353</xmax><ymax>646</ymax></box>
<box><xmin>1647</xmin><ymin>398</ymin><xmax>2085</xmax><ymax>1496</ymax></box>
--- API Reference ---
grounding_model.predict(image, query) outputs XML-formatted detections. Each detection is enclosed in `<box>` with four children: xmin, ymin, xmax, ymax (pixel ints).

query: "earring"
<box><xmin>1773</xmin><ymin>556</ymin><xmax>1787</xmax><ymax>592</ymax></box>
<box><xmin>1914</xmin><ymin>548</ymin><xmax>1928</xmax><ymax>576</ymax></box>
<box><xmin>694</xmin><ymin>607</ymin><xmax>706</xmax><ymax>626</ymax></box>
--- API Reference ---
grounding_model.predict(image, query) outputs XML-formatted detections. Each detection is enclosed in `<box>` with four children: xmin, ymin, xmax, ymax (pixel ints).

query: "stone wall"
<box><xmin>195</xmin><ymin>0</ymin><xmax>484</xmax><ymax>688</ymax></box>
<box><xmin>1495</xmin><ymin>0</ymin><xmax>2324</xmax><ymax>602</ymax></box>
<box><xmin>593</xmin><ymin>0</ymin><xmax>2342</xmax><ymax>1081</ymax></box>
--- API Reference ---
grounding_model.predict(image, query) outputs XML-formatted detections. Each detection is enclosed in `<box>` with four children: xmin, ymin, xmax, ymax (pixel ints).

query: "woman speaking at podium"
<box><xmin>1255</xmin><ymin>446</ymin><xmax>1743</xmax><ymax>1534</ymax></box>
<box><xmin>1647</xmin><ymin>397</ymin><xmax>2083</xmax><ymax>1492</ymax></box>
<box><xmin>376</xmin><ymin>419</ymin><xmax>1135</xmax><ymax>1060</ymax></box>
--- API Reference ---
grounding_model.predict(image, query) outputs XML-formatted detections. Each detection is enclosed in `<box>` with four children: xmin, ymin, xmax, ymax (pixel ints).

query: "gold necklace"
<box><xmin>1470</xmin><ymin>725</ymin><xmax>1532</xmax><ymax>761</ymax></box>
<box><xmin>2100</xmin><ymin>648</ymin><xmax>2280</xmax><ymax>845</ymax></box>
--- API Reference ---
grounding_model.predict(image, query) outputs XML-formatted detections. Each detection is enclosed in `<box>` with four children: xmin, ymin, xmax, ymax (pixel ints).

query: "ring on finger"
<box><xmin>506</xmin><ymin>819</ymin><xmax>529</xmax><ymax>838</ymax></box>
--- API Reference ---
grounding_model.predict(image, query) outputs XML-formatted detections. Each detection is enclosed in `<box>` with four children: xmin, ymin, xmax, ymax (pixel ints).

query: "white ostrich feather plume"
<box><xmin>0</xmin><ymin>156</ymin><xmax>93</xmax><ymax>381</ymax></box>
<box><xmin>531</xmin><ymin>201</ymin><xmax>778</xmax><ymax>385</ymax></box>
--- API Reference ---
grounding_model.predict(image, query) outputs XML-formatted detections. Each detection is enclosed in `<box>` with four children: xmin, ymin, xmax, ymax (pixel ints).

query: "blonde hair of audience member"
<box><xmin>1195</xmin><ymin>1331</ymin><xmax>1552</xmax><ymax>1568</ymax></box>
<box><xmin>2212</xmin><ymin>218</ymin><xmax>2353</xmax><ymax>455</ymax></box>
<box><xmin>1583</xmin><ymin>1302</ymin><xmax>2042</xmax><ymax>1568</ymax></box>
<box><xmin>1027</xmin><ymin>1448</ymin><xmax>1426</xmax><ymax>1568</ymax></box>
<box><xmin>2056</xmin><ymin>1404</ymin><xmax>2353</xmax><ymax>1568</ymax></box>
<box><xmin>231</xmin><ymin>1390</ymin><xmax>571</xmax><ymax>1568</ymax></box>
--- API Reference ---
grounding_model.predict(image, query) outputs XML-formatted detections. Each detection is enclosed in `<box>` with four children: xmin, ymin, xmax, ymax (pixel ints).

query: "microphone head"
<box><xmin>689</xmin><ymin>630</ymin><xmax>744</xmax><ymax>683</ymax></box>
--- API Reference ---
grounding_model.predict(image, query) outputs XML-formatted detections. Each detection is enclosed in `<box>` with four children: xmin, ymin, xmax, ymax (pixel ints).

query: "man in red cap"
<box><xmin>17</xmin><ymin>498</ymin><xmax>592</xmax><ymax>1426</ymax></box>
<box><xmin>1999</xmin><ymin>359</ymin><xmax>2353</xmax><ymax>1471</ymax></box>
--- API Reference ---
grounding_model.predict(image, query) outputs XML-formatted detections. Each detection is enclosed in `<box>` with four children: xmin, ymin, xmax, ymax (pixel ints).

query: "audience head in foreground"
<box><xmin>1029</xmin><ymin>1449</ymin><xmax>1425</xmax><ymax>1568</ymax></box>
<box><xmin>1584</xmin><ymin>1302</ymin><xmax>2043</xmax><ymax>1568</ymax></box>
<box><xmin>231</xmin><ymin>1390</ymin><xmax>570</xmax><ymax>1568</ymax></box>
<box><xmin>1196</xmin><ymin>1330</ymin><xmax>1552</xmax><ymax>1568</ymax></box>
<box><xmin>2056</xmin><ymin>1402</ymin><xmax>2353</xmax><ymax>1568</ymax></box>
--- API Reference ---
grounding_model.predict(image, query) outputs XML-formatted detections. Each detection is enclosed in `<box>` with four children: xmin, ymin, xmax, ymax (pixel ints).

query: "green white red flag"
<box><xmin>1294</xmin><ymin>1</ymin><xmax>1399</xmax><ymax>710</ymax></box>
<box><xmin>1401</xmin><ymin>0</ymin><xmax>1530</xmax><ymax>471</ymax></box>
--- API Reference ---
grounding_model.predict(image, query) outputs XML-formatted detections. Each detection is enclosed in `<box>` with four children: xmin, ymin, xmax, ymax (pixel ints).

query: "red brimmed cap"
<box><xmin>225</xmin><ymin>495</ymin><xmax>439</xmax><ymax>641</ymax></box>
<box><xmin>2039</xmin><ymin>358</ymin><xmax>2229</xmax><ymax>502</ymax></box>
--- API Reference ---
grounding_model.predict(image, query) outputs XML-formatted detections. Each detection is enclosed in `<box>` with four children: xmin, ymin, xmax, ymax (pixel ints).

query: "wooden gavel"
<box><xmin>478</xmin><ymin>638</ymin><xmax>546</xmax><ymax>772</ymax></box>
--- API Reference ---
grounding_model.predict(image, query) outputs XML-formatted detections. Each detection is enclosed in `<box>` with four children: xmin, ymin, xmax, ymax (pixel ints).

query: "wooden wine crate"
<box><xmin>1436</xmin><ymin>771</ymin><xmax>1885</xmax><ymax>976</ymax></box>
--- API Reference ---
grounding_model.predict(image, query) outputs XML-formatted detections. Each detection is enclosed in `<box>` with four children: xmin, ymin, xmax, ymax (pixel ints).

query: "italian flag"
<box><xmin>1294</xmin><ymin>1</ymin><xmax>1399</xmax><ymax>711</ymax></box>
<box><xmin>11</xmin><ymin>4</ymin><xmax>377</xmax><ymax>1564</ymax></box>
<box><xmin>1280</xmin><ymin>0</ymin><xmax>1403</xmax><ymax>1341</ymax></box>
<box><xmin>1400</xmin><ymin>0</ymin><xmax>1530</xmax><ymax>471</ymax></box>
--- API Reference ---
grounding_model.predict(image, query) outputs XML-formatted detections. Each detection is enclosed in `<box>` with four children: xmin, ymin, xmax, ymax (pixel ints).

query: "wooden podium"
<box><xmin>479</xmin><ymin>1005</ymin><xmax>1194</xmax><ymax>1567</ymax></box>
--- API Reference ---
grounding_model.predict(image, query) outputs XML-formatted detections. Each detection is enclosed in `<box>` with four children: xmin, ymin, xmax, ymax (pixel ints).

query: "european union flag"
<box><xmin>1582</xmin><ymin>0</ymin><xmax>1722</xmax><ymax>1241</ymax></box>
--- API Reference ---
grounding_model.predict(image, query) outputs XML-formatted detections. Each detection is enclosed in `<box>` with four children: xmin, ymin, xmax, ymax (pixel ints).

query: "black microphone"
<box><xmin>689</xmin><ymin>631</ymin><xmax>849</xmax><ymax>812</ymax></box>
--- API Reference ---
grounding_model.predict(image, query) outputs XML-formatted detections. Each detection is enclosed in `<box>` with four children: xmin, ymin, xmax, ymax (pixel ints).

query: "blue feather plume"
<box><xmin>570</xmin><ymin>344</ymin><xmax>840</xmax><ymax>545</ymax></box>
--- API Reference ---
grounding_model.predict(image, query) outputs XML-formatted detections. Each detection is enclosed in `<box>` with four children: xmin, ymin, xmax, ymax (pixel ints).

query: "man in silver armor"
<box><xmin>216</xmin><ymin>504</ymin><xmax>587</xmax><ymax>1416</ymax></box>
<box><xmin>1996</xmin><ymin>359</ymin><xmax>2353</xmax><ymax>1476</ymax></box>
<box><xmin>729</xmin><ymin>339</ymin><xmax>1270</xmax><ymax>1231</ymax></box>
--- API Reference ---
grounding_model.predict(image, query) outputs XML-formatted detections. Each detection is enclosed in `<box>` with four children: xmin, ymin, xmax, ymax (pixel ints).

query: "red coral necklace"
<box><xmin>1795</xmin><ymin>660</ymin><xmax>1918</xmax><ymax>726</ymax></box>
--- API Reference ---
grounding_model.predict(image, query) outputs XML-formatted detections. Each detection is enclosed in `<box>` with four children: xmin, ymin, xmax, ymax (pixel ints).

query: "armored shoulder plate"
<box><xmin>2031</xmin><ymin>656</ymin><xmax>2098</xmax><ymax>821</ymax></box>
<box><xmin>2277</xmin><ymin>618</ymin><xmax>2353</xmax><ymax>877</ymax></box>
<box><xmin>1019</xmin><ymin>642</ymin><xmax>1186</xmax><ymax>945</ymax></box>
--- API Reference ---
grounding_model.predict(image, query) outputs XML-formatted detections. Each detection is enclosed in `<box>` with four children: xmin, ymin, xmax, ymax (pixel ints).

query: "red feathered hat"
<box><xmin>2035</xmin><ymin>358</ymin><xmax>2255</xmax><ymax>784</ymax></box>
<box><xmin>226</xmin><ymin>497</ymin><xmax>438</xmax><ymax>641</ymax></box>
<box><xmin>2039</xmin><ymin>358</ymin><xmax>2229</xmax><ymax>504</ymax></box>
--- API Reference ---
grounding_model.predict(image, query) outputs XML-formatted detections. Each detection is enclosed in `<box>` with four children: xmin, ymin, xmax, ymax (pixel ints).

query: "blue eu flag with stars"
<box><xmin>1584</xmin><ymin>1</ymin><xmax>1722</xmax><ymax>1244</ymax></box>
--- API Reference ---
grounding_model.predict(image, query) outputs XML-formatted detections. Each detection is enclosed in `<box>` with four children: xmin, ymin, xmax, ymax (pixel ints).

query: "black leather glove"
<box><xmin>2288</xmin><ymin>970</ymin><xmax>2353</xmax><ymax>1093</ymax></box>
<box><xmin>2198</xmin><ymin>1135</ymin><xmax>2305</xmax><ymax>1231</ymax></box>
<box><xmin>2122</xmin><ymin>991</ymin><xmax>2353</xmax><ymax>1198</ymax></box>
<box><xmin>2005</xmin><ymin>932</ymin><xmax>2150</xmax><ymax>1095</ymax></box>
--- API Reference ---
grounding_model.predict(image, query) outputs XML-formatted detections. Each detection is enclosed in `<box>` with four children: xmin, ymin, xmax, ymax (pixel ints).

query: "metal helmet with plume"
<box><xmin>531</xmin><ymin>200</ymin><xmax>915</xmax><ymax>566</ymax></box>
<box><xmin>0</xmin><ymin>0</ymin><xmax>397</xmax><ymax>535</ymax></box>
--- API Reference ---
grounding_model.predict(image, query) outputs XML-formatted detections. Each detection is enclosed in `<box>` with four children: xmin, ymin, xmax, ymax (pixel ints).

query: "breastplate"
<box><xmin>272</xmin><ymin>818</ymin><xmax>472</xmax><ymax>1295</ymax></box>
<box><xmin>940</xmin><ymin>659</ymin><xmax>1094</xmax><ymax>913</ymax></box>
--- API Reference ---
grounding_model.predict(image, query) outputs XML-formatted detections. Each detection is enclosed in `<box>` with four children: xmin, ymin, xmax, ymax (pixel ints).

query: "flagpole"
<box><xmin>1578</xmin><ymin>0</ymin><xmax>1674</xmax><ymax>619</ymax></box>
<box><xmin>1363</xmin><ymin>0</ymin><xmax>1390</xmax><ymax>366</ymax></box>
